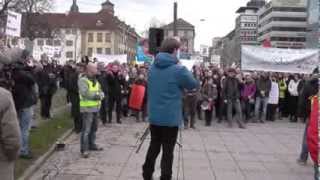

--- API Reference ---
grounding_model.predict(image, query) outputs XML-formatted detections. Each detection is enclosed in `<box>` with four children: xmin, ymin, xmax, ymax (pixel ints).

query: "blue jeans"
<box><xmin>18</xmin><ymin>107</ymin><xmax>33</xmax><ymax>155</ymax></box>
<box><xmin>299</xmin><ymin>123</ymin><xmax>309</xmax><ymax>162</ymax></box>
<box><xmin>226</xmin><ymin>99</ymin><xmax>244</xmax><ymax>126</ymax></box>
<box><xmin>255</xmin><ymin>97</ymin><xmax>268</xmax><ymax>120</ymax></box>
<box><xmin>80</xmin><ymin>112</ymin><xmax>98</xmax><ymax>153</ymax></box>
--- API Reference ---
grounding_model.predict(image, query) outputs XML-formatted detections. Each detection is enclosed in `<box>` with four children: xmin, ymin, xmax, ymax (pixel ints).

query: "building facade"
<box><xmin>219</xmin><ymin>0</ymin><xmax>265</xmax><ymax>67</ymax></box>
<box><xmin>247</xmin><ymin>0</ymin><xmax>266</xmax><ymax>8</ymax></box>
<box><xmin>257</xmin><ymin>0</ymin><xmax>308</xmax><ymax>49</ymax></box>
<box><xmin>235</xmin><ymin>7</ymin><xmax>260</xmax><ymax>46</ymax></box>
<box><xmin>306</xmin><ymin>0</ymin><xmax>320</xmax><ymax>48</ymax></box>
<box><xmin>221</xmin><ymin>30</ymin><xmax>238</xmax><ymax>67</ymax></box>
<box><xmin>209</xmin><ymin>37</ymin><xmax>223</xmax><ymax>66</ymax></box>
<box><xmin>20</xmin><ymin>0</ymin><xmax>139</xmax><ymax>64</ymax></box>
<box><xmin>162</xmin><ymin>18</ymin><xmax>195</xmax><ymax>55</ymax></box>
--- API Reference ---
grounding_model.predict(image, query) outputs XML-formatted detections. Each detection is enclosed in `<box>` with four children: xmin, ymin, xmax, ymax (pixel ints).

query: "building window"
<box><xmin>88</xmin><ymin>33</ymin><xmax>94</xmax><ymax>42</ymax></box>
<box><xmin>37</xmin><ymin>39</ymin><xmax>44</xmax><ymax>46</ymax></box>
<box><xmin>54</xmin><ymin>40</ymin><xmax>61</xmax><ymax>46</ymax></box>
<box><xmin>88</xmin><ymin>48</ymin><xmax>93</xmax><ymax>56</ymax></box>
<box><xmin>105</xmin><ymin>33</ymin><xmax>111</xmax><ymax>42</ymax></box>
<box><xmin>46</xmin><ymin>39</ymin><xmax>53</xmax><ymax>46</ymax></box>
<box><xmin>66</xmin><ymin>40</ymin><xmax>73</xmax><ymax>46</ymax></box>
<box><xmin>105</xmin><ymin>48</ymin><xmax>111</xmax><ymax>54</ymax></box>
<box><xmin>97</xmin><ymin>48</ymin><xmax>103</xmax><ymax>54</ymax></box>
<box><xmin>97</xmin><ymin>33</ymin><xmax>103</xmax><ymax>42</ymax></box>
<box><xmin>66</xmin><ymin>51</ymin><xmax>73</xmax><ymax>58</ymax></box>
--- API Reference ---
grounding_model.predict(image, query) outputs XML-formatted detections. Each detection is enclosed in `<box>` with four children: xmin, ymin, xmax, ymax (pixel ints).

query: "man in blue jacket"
<box><xmin>142</xmin><ymin>38</ymin><xmax>199</xmax><ymax>180</ymax></box>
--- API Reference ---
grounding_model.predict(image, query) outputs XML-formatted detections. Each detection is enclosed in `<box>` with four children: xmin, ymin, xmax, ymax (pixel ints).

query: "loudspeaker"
<box><xmin>149</xmin><ymin>28</ymin><xmax>164</xmax><ymax>55</ymax></box>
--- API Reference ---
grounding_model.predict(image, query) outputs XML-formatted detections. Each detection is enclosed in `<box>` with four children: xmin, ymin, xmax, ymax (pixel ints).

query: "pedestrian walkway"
<box><xmin>30</xmin><ymin>118</ymin><xmax>314</xmax><ymax>180</ymax></box>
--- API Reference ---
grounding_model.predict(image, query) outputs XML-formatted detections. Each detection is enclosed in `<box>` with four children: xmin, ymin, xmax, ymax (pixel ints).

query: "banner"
<box><xmin>241</xmin><ymin>45</ymin><xmax>319</xmax><ymax>74</ymax></box>
<box><xmin>180</xmin><ymin>59</ymin><xmax>201</xmax><ymax>71</ymax></box>
<box><xmin>33</xmin><ymin>45</ymin><xmax>62</xmax><ymax>60</ymax></box>
<box><xmin>5</xmin><ymin>11</ymin><xmax>22</xmax><ymax>37</ymax></box>
<box><xmin>94</xmin><ymin>54</ymin><xmax>127</xmax><ymax>65</ymax></box>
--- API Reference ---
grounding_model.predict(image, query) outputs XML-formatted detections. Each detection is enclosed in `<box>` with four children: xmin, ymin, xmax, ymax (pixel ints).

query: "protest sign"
<box><xmin>94</xmin><ymin>54</ymin><xmax>127</xmax><ymax>64</ymax></box>
<box><xmin>5</xmin><ymin>11</ymin><xmax>21</xmax><ymax>37</ymax></box>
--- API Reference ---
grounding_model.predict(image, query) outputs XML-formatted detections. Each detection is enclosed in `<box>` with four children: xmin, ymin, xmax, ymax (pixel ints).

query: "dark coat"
<box><xmin>66</xmin><ymin>69</ymin><xmax>80</xmax><ymax>95</ymax></box>
<box><xmin>97</xmin><ymin>72</ymin><xmax>108</xmax><ymax>96</ymax></box>
<box><xmin>222</xmin><ymin>77</ymin><xmax>241</xmax><ymax>101</ymax></box>
<box><xmin>12</xmin><ymin>68</ymin><xmax>36</xmax><ymax>110</ymax></box>
<box><xmin>298</xmin><ymin>78</ymin><xmax>318</xmax><ymax>118</ymax></box>
<box><xmin>256</xmin><ymin>77</ymin><xmax>272</xmax><ymax>97</ymax></box>
<box><xmin>37</xmin><ymin>65</ymin><xmax>57</xmax><ymax>97</ymax></box>
<box><xmin>106</xmin><ymin>72</ymin><xmax>125</xmax><ymax>99</ymax></box>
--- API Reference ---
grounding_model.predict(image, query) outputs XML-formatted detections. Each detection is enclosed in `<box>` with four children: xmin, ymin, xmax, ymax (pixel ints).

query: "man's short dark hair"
<box><xmin>160</xmin><ymin>38</ymin><xmax>181</xmax><ymax>54</ymax></box>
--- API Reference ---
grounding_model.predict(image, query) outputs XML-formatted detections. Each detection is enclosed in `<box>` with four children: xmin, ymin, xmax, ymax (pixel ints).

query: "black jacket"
<box><xmin>66</xmin><ymin>68</ymin><xmax>79</xmax><ymax>95</ymax></box>
<box><xmin>37</xmin><ymin>65</ymin><xmax>57</xmax><ymax>96</ymax></box>
<box><xmin>106</xmin><ymin>72</ymin><xmax>125</xmax><ymax>98</ymax></box>
<box><xmin>222</xmin><ymin>77</ymin><xmax>241</xmax><ymax>101</ymax></box>
<box><xmin>12</xmin><ymin>68</ymin><xmax>36</xmax><ymax>110</ymax></box>
<box><xmin>298</xmin><ymin>78</ymin><xmax>318</xmax><ymax>118</ymax></box>
<box><xmin>97</xmin><ymin>72</ymin><xmax>108</xmax><ymax>96</ymax></box>
<box><xmin>256</xmin><ymin>77</ymin><xmax>272</xmax><ymax>97</ymax></box>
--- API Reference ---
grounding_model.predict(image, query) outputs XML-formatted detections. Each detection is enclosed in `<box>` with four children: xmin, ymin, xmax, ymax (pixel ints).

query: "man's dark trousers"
<box><xmin>69</xmin><ymin>92</ymin><xmax>82</xmax><ymax>132</ymax></box>
<box><xmin>108</xmin><ymin>96</ymin><xmax>121</xmax><ymax>123</ymax></box>
<box><xmin>143</xmin><ymin>125</ymin><xmax>179</xmax><ymax>180</ymax></box>
<box><xmin>40</xmin><ymin>94</ymin><xmax>53</xmax><ymax>118</ymax></box>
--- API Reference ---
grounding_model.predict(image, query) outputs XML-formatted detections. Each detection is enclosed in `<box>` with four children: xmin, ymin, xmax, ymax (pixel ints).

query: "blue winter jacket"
<box><xmin>148</xmin><ymin>52</ymin><xmax>199</xmax><ymax>127</ymax></box>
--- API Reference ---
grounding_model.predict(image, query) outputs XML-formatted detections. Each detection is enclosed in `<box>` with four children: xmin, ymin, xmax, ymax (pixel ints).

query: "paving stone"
<box><xmin>29</xmin><ymin>119</ymin><xmax>313</xmax><ymax>180</ymax></box>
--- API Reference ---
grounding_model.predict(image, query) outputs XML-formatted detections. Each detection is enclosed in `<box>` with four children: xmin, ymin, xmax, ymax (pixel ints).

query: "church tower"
<box><xmin>101</xmin><ymin>0</ymin><xmax>114</xmax><ymax>15</ymax></box>
<box><xmin>70</xmin><ymin>0</ymin><xmax>79</xmax><ymax>13</ymax></box>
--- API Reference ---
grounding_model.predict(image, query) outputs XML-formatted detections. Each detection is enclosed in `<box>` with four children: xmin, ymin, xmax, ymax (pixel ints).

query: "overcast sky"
<box><xmin>54</xmin><ymin>0</ymin><xmax>249</xmax><ymax>50</ymax></box>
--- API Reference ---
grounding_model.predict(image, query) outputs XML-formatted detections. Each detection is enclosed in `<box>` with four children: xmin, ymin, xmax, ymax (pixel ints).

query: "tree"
<box><xmin>0</xmin><ymin>0</ymin><xmax>52</xmax><ymax>15</ymax></box>
<box><xmin>17</xmin><ymin>0</ymin><xmax>53</xmax><ymax>13</ymax></box>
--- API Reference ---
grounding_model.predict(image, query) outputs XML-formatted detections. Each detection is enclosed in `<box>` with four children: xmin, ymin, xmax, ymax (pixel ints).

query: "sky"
<box><xmin>54</xmin><ymin>0</ymin><xmax>250</xmax><ymax>50</ymax></box>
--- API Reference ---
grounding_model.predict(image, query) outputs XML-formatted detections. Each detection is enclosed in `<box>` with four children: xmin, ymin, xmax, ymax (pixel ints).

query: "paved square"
<box><xmin>30</xmin><ymin>118</ymin><xmax>314</xmax><ymax>180</ymax></box>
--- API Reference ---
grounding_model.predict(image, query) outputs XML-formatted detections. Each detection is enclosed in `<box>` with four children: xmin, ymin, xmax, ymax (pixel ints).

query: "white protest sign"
<box><xmin>241</xmin><ymin>45</ymin><xmax>319</xmax><ymax>74</ymax></box>
<box><xmin>5</xmin><ymin>11</ymin><xmax>22</xmax><ymax>37</ymax></box>
<box><xmin>180</xmin><ymin>59</ymin><xmax>198</xmax><ymax>71</ymax></box>
<box><xmin>33</xmin><ymin>45</ymin><xmax>62</xmax><ymax>60</ymax></box>
<box><xmin>94</xmin><ymin>54</ymin><xmax>127</xmax><ymax>65</ymax></box>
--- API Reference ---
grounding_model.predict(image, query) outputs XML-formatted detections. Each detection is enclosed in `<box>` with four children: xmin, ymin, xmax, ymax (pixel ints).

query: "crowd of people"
<box><xmin>59</xmin><ymin>59</ymin><xmax>318</xmax><ymax>131</ymax></box>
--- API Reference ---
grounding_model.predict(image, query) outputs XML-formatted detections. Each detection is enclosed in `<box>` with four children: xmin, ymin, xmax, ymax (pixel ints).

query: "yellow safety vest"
<box><xmin>79</xmin><ymin>79</ymin><xmax>101</xmax><ymax>108</ymax></box>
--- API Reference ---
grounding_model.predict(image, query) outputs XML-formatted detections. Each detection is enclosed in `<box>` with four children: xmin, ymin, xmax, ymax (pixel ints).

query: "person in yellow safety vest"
<box><xmin>278</xmin><ymin>77</ymin><xmax>287</xmax><ymax>119</ymax></box>
<box><xmin>78</xmin><ymin>62</ymin><xmax>104</xmax><ymax>158</ymax></box>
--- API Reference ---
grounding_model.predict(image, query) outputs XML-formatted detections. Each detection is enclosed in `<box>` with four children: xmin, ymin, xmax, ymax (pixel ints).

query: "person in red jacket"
<box><xmin>306</xmin><ymin>77</ymin><xmax>320</xmax><ymax>180</ymax></box>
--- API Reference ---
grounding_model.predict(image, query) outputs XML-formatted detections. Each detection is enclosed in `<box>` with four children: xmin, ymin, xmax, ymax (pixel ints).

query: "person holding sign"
<box><xmin>129</xmin><ymin>73</ymin><xmax>147</xmax><ymax>122</ymax></box>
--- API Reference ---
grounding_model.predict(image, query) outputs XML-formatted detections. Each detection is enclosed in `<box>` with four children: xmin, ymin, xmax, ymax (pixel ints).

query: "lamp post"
<box><xmin>173</xmin><ymin>1</ymin><xmax>178</xmax><ymax>36</ymax></box>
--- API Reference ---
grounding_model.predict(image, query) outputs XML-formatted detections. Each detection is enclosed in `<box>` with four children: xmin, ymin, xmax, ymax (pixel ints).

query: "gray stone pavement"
<box><xmin>30</xmin><ymin>118</ymin><xmax>314</xmax><ymax>180</ymax></box>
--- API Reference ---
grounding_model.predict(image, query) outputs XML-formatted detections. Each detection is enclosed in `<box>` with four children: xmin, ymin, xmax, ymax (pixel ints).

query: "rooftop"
<box><xmin>21</xmin><ymin>11</ymin><xmax>138</xmax><ymax>38</ymax></box>
<box><xmin>163</xmin><ymin>18</ymin><xmax>195</xmax><ymax>30</ymax></box>
<box><xmin>236</xmin><ymin>6</ymin><xmax>259</xmax><ymax>13</ymax></box>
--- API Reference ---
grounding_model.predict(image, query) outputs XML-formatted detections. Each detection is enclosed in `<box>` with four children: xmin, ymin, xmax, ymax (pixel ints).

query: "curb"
<box><xmin>18</xmin><ymin>129</ymin><xmax>74</xmax><ymax>180</ymax></box>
